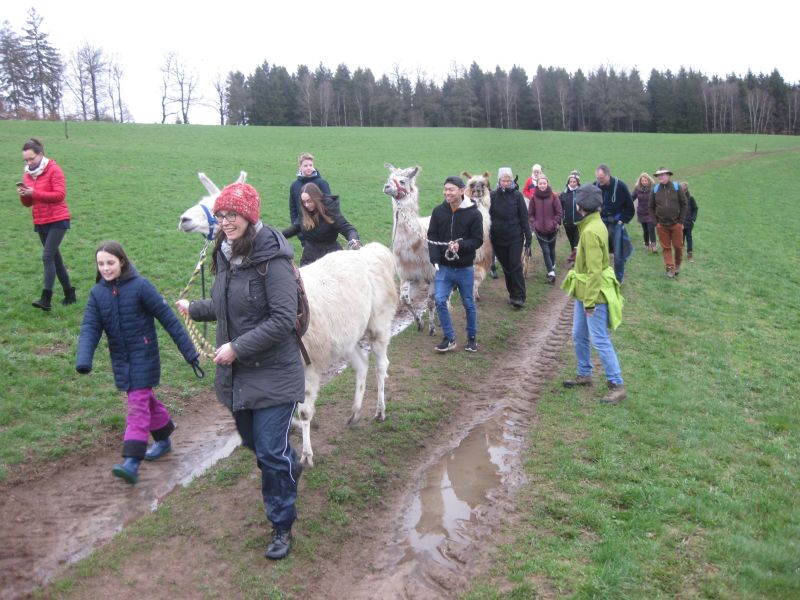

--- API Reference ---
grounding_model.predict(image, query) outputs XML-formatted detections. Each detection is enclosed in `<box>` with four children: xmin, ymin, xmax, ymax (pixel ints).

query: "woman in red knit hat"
<box><xmin>177</xmin><ymin>182</ymin><xmax>305</xmax><ymax>560</ymax></box>
<box><xmin>17</xmin><ymin>138</ymin><xmax>76</xmax><ymax>310</ymax></box>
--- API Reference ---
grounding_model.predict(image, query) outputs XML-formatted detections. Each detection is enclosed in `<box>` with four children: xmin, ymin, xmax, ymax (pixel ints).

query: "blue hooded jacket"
<box><xmin>76</xmin><ymin>264</ymin><xmax>199</xmax><ymax>391</ymax></box>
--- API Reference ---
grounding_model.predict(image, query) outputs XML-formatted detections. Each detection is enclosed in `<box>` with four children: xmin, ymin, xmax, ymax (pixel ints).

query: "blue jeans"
<box><xmin>234</xmin><ymin>402</ymin><xmax>300</xmax><ymax>529</ymax></box>
<box><xmin>572</xmin><ymin>301</ymin><xmax>623</xmax><ymax>385</ymax></box>
<box><xmin>434</xmin><ymin>265</ymin><xmax>477</xmax><ymax>341</ymax></box>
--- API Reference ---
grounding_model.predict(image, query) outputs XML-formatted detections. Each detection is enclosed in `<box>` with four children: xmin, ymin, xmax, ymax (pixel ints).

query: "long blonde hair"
<box><xmin>637</xmin><ymin>172</ymin><xmax>655</xmax><ymax>190</ymax></box>
<box><xmin>300</xmin><ymin>183</ymin><xmax>335</xmax><ymax>231</ymax></box>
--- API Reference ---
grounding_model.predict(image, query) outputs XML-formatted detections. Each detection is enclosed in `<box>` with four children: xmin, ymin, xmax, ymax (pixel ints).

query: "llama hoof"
<box><xmin>300</xmin><ymin>454</ymin><xmax>314</xmax><ymax>468</ymax></box>
<box><xmin>347</xmin><ymin>413</ymin><xmax>362</xmax><ymax>426</ymax></box>
<box><xmin>373</xmin><ymin>412</ymin><xmax>386</xmax><ymax>422</ymax></box>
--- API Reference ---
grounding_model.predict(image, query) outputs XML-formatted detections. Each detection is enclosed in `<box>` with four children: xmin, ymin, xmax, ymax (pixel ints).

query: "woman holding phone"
<box><xmin>17</xmin><ymin>138</ymin><xmax>76</xmax><ymax>310</ymax></box>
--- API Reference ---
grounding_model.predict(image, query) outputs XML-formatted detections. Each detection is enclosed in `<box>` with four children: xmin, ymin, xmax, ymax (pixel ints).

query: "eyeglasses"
<box><xmin>214</xmin><ymin>212</ymin><xmax>238</xmax><ymax>223</ymax></box>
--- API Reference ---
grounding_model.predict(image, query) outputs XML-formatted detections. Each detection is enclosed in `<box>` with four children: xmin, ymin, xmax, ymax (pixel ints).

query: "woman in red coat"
<box><xmin>17</xmin><ymin>138</ymin><xmax>75</xmax><ymax>310</ymax></box>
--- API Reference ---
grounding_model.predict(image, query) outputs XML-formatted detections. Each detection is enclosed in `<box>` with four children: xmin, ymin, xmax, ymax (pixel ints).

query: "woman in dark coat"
<box><xmin>560</xmin><ymin>170</ymin><xmax>582</xmax><ymax>264</ymax></box>
<box><xmin>680</xmin><ymin>181</ymin><xmax>699</xmax><ymax>261</ymax></box>
<box><xmin>633</xmin><ymin>172</ymin><xmax>657</xmax><ymax>253</ymax></box>
<box><xmin>282</xmin><ymin>182</ymin><xmax>360</xmax><ymax>265</ymax></box>
<box><xmin>489</xmin><ymin>167</ymin><xmax>532</xmax><ymax>307</ymax></box>
<box><xmin>177</xmin><ymin>183</ymin><xmax>305</xmax><ymax>560</ymax></box>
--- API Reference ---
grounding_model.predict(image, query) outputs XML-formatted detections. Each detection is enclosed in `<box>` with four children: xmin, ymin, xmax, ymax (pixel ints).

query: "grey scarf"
<box><xmin>25</xmin><ymin>156</ymin><xmax>49</xmax><ymax>179</ymax></box>
<box><xmin>221</xmin><ymin>220</ymin><xmax>263</xmax><ymax>265</ymax></box>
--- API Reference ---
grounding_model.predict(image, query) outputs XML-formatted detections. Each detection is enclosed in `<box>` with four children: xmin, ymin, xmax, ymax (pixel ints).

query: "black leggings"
<box><xmin>683</xmin><ymin>224</ymin><xmax>694</xmax><ymax>253</ymax></box>
<box><xmin>492</xmin><ymin>240</ymin><xmax>526</xmax><ymax>302</ymax></box>
<box><xmin>536</xmin><ymin>232</ymin><xmax>557</xmax><ymax>272</ymax></box>
<box><xmin>38</xmin><ymin>228</ymin><xmax>72</xmax><ymax>291</ymax></box>
<box><xmin>641</xmin><ymin>222</ymin><xmax>656</xmax><ymax>245</ymax></box>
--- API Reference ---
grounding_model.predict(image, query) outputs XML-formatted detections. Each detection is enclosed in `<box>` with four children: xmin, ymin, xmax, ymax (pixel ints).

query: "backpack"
<box><xmin>256</xmin><ymin>260</ymin><xmax>311</xmax><ymax>365</ymax></box>
<box><xmin>653</xmin><ymin>182</ymin><xmax>679</xmax><ymax>193</ymax></box>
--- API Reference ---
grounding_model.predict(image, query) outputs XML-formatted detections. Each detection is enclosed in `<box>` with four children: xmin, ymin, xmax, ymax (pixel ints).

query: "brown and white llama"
<box><xmin>382</xmin><ymin>163</ymin><xmax>437</xmax><ymax>335</ymax></box>
<box><xmin>462</xmin><ymin>171</ymin><xmax>493</xmax><ymax>300</ymax></box>
<box><xmin>180</xmin><ymin>172</ymin><xmax>399</xmax><ymax>467</ymax></box>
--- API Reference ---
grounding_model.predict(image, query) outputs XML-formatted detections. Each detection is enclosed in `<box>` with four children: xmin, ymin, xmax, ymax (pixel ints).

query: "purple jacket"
<box><xmin>528</xmin><ymin>191</ymin><xmax>562</xmax><ymax>235</ymax></box>
<box><xmin>633</xmin><ymin>187</ymin><xmax>654</xmax><ymax>224</ymax></box>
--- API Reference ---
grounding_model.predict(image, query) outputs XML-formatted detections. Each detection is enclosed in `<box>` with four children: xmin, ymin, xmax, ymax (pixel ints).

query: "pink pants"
<box><xmin>124</xmin><ymin>387</ymin><xmax>172</xmax><ymax>442</ymax></box>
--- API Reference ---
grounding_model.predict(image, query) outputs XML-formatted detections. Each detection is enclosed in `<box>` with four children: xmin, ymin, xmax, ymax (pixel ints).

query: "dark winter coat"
<box><xmin>595</xmin><ymin>177</ymin><xmax>635</xmax><ymax>225</ymax></box>
<box><xmin>427</xmin><ymin>199</ymin><xmax>484</xmax><ymax>268</ymax></box>
<box><xmin>282</xmin><ymin>196</ymin><xmax>359</xmax><ymax>265</ymax></box>
<box><xmin>683</xmin><ymin>194</ymin><xmax>698</xmax><ymax>228</ymax></box>
<box><xmin>528</xmin><ymin>190</ymin><xmax>563</xmax><ymax>235</ymax></box>
<box><xmin>489</xmin><ymin>186</ymin><xmax>532</xmax><ymax>247</ymax></box>
<box><xmin>20</xmin><ymin>159</ymin><xmax>71</xmax><ymax>226</ymax></box>
<box><xmin>189</xmin><ymin>226</ymin><xmax>305</xmax><ymax>412</ymax></box>
<box><xmin>560</xmin><ymin>187</ymin><xmax>583</xmax><ymax>227</ymax></box>
<box><xmin>632</xmin><ymin>187</ymin><xmax>655</xmax><ymax>223</ymax></box>
<box><xmin>76</xmin><ymin>265</ymin><xmax>199</xmax><ymax>391</ymax></box>
<box><xmin>289</xmin><ymin>170</ymin><xmax>331</xmax><ymax>225</ymax></box>
<box><xmin>649</xmin><ymin>181</ymin><xmax>688</xmax><ymax>226</ymax></box>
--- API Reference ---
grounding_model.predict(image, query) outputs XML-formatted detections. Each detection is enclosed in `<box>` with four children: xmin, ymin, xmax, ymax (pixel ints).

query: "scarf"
<box><xmin>221</xmin><ymin>220</ymin><xmax>263</xmax><ymax>265</ymax></box>
<box><xmin>25</xmin><ymin>156</ymin><xmax>49</xmax><ymax>180</ymax></box>
<box><xmin>534</xmin><ymin>186</ymin><xmax>553</xmax><ymax>199</ymax></box>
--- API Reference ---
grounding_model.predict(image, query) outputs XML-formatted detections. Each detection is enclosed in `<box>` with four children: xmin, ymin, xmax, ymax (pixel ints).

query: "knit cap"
<box><xmin>213</xmin><ymin>183</ymin><xmax>261</xmax><ymax>225</ymax></box>
<box><xmin>497</xmin><ymin>167</ymin><xmax>513</xmax><ymax>181</ymax></box>
<box><xmin>444</xmin><ymin>175</ymin><xmax>465</xmax><ymax>188</ymax></box>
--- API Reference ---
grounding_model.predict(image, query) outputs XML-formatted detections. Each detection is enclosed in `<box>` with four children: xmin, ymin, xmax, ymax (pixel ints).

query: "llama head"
<box><xmin>383</xmin><ymin>163</ymin><xmax>420</xmax><ymax>208</ymax></box>
<box><xmin>462</xmin><ymin>171</ymin><xmax>492</xmax><ymax>209</ymax></box>
<box><xmin>178</xmin><ymin>171</ymin><xmax>248</xmax><ymax>237</ymax></box>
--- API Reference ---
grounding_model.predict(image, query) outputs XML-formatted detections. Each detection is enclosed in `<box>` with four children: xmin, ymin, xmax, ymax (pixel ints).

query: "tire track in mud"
<box><xmin>316</xmin><ymin>284</ymin><xmax>575</xmax><ymax>599</ymax></box>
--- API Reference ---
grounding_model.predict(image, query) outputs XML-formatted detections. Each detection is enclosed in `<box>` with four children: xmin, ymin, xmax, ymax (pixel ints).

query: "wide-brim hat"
<box><xmin>653</xmin><ymin>167</ymin><xmax>673</xmax><ymax>176</ymax></box>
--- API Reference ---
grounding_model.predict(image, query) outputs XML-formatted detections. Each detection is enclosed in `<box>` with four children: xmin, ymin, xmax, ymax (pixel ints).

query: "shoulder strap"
<box><xmin>653</xmin><ymin>183</ymin><xmax>661</xmax><ymax>193</ymax></box>
<box><xmin>673</xmin><ymin>182</ymin><xmax>679</xmax><ymax>191</ymax></box>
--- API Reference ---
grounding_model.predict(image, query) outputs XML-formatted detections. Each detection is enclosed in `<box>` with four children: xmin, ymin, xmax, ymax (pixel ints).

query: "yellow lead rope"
<box><xmin>178</xmin><ymin>242</ymin><xmax>216</xmax><ymax>360</ymax></box>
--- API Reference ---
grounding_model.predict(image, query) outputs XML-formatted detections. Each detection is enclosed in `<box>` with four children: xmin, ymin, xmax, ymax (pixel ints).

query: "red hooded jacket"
<box><xmin>20</xmin><ymin>159</ymin><xmax>70</xmax><ymax>225</ymax></box>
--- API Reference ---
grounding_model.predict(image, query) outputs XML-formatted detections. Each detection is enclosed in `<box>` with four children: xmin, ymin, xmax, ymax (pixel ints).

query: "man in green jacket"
<box><xmin>561</xmin><ymin>185</ymin><xmax>626</xmax><ymax>404</ymax></box>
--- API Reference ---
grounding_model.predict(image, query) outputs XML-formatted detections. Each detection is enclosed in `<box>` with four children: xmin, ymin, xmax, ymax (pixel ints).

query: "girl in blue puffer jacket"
<box><xmin>76</xmin><ymin>241</ymin><xmax>200</xmax><ymax>484</ymax></box>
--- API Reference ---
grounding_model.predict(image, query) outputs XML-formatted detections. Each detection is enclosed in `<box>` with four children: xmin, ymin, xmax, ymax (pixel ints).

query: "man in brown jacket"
<box><xmin>649</xmin><ymin>167</ymin><xmax>688</xmax><ymax>278</ymax></box>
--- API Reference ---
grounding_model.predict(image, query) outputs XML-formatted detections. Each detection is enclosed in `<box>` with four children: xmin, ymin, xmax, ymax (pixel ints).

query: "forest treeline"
<box><xmin>2</xmin><ymin>9</ymin><xmax>798</xmax><ymax>134</ymax></box>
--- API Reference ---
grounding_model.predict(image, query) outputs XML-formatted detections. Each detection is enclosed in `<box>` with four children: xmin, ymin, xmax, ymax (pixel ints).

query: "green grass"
<box><xmin>465</xmin><ymin>145</ymin><xmax>800</xmax><ymax>599</ymax></box>
<box><xmin>2</xmin><ymin>121</ymin><xmax>799</xmax><ymax>598</ymax></box>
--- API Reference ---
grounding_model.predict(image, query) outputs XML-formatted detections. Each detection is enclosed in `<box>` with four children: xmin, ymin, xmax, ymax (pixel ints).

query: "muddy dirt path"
<box><xmin>0</xmin><ymin>304</ymin><xmax>420</xmax><ymax>600</ymax></box>
<box><xmin>313</xmin><ymin>285</ymin><xmax>574</xmax><ymax>599</ymax></box>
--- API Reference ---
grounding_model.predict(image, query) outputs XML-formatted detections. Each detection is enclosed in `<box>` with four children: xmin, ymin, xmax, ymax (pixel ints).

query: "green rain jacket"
<box><xmin>561</xmin><ymin>211</ymin><xmax>624</xmax><ymax>330</ymax></box>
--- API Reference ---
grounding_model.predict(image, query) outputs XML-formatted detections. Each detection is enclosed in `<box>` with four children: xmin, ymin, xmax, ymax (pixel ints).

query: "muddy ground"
<box><xmin>1</xmin><ymin>275</ymin><xmax>576</xmax><ymax>600</ymax></box>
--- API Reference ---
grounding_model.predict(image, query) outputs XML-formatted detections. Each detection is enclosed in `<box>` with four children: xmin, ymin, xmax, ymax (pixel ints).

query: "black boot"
<box><xmin>32</xmin><ymin>289</ymin><xmax>53</xmax><ymax>311</ymax></box>
<box><xmin>265</xmin><ymin>527</ymin><xmax>293</xmax><ymax>560</ymax></box>
<box><xmin>62</xmin><ymin>287</ymin><xmax>77</xmax><ymax>306</ymax></box>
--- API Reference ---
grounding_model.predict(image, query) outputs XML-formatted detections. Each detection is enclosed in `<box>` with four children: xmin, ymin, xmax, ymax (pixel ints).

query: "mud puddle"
<box><xmin>321</xmin><ymin>286</ymin><xmax>574</xmax><ymax>599</ymax></box>
<box><xmin>0</xmin><ymin>303</ymin><xmax>423</xmax><ymax>600</ymax></box>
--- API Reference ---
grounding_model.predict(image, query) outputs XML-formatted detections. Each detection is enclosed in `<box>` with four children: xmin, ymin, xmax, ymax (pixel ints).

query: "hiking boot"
<box><xmin>435</xmin><ymin>337</ymin><xmax>456</xmax><ymax>353</ymax></box>
<box><xmin>510</xmin><ymin>298</ymin><xmax>524</xmax><ymax>309</ymax></box>
<box><xmin>465</xmin><ymin>338</ymin><xmax>478</xmax><ymax>353</ymax></box>
<box><xmin>112</xmin><ymin>457</ymin><xmax>141</xmax><ymax>484</ymax></box>
<box><xmin>547</xmin><ymin>271</ymin><xmax>556</xmax><ymax>284</ymax></box>
<box><xmin>651</xmin><ymin>243</ymin><xmax>658</xmax><ymax>254</ymax></box>
<box><xmin>666</xmin><ymin>268</ymin><xmax>675</xmax><ymax>279</ymax></box>
<box><xmin>62</xmin><ymin>287</ymin><xmax>77</xmax><ymax>306</ymax></box>
<box><xmin>563</xmin><ymin>375</ymin><xmax>593</xmax><ymax>388</ymax></box>
<box><xmin>144</xmin><ymin>438</ymin><xmax>172</xmax><ymax>461</ymax></box>
<box><xmin>601</xmin><ymin>382</ymin><xmax>627</xmax><ymax>405</ymax></box>
<box><xmin>32</xmin><ymin>289</ymin><xmax>52</xmax><ymax>311</ymax></box>
<box><xmin>265</xmin><ymin>527</ymin><xmax>293</xmax><ymax>560</ymax></box>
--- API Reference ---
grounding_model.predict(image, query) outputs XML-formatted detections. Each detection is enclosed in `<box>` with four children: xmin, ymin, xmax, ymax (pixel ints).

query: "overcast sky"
<box><xmin>7</xmin><ymin>0</ymin><xmax>799</xmax><ymax>125</ymax></box>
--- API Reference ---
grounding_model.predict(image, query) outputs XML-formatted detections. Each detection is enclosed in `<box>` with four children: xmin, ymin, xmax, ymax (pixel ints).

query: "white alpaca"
<box><xmin>180</xmin><ymin>173</ymin><xmax>399</xmax><ymax>467</ymax></box>
<box><xmin>462</xmin><ymin>171</ymin><xmax>493</xmax><ymax>300</ymax></box>
<box><xmin>382</xmin><ymin>163</ymin><xmax>437</xmax><ymax>335</ymax></box>
<box><xmin>296</xmin><ymin>243</ymin><xmax>398</xmax><ymax>465</ymax></box>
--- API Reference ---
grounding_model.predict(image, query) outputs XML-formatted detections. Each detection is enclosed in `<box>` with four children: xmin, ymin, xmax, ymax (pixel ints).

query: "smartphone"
<box><xmin>16</xmin><ymin>181</ymin><xmax>24</xmax><ymax>188</ymax></box>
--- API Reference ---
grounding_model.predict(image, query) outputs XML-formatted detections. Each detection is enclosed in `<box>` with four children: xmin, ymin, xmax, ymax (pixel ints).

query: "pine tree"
<box><xmin>21</xmin><ymin>8</ymin><xmax>62</xmax><ymax>119</ymax></box>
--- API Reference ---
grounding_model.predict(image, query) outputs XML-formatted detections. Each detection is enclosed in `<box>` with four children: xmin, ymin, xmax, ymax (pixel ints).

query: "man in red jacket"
<box><xmin>18</xmin><ymin>138</ymin><xmax>76</xmax><ymax>310</ymax></box>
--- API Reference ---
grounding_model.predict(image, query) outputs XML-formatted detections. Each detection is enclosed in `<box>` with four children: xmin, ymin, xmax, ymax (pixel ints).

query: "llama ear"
<box><xmin>236</xmin><ymin>171</ymin><xmax>247</xmax><ymax>183</ymax></box>
<box><xmin>462</xmin><ymin>171</ymin><xmax>471</xmax><ymax>179</ymax></box>
<box><xmin>409</xmin><ymin>166</ymin><xmax>419</xmax><ymax>178</ymax></box>
<box><xmin>384</xmin><ymin>162</ymin><xmax>396</xmax><ymax>171</ymax></box>
<box><xmin>198</xmin><ymin>172</ymin><xmax>220</xmax><ymax>196</ymax></box>
<box><xmin>483</xmin><ymin>171</ymin><xmax>491</xmax><ymax>179</ymax></box>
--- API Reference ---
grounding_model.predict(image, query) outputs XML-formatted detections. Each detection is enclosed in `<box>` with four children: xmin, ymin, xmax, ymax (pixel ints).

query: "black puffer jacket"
<box><xmin>282</xmin><ymin>196</ymin><xmax>359</xmax><ymax>266</ymax></box>
<box><xmin>560</xmin><ymin>187</ymin><xmax>583</xmax><ymax>227</ymax></box>
<box><xmin>427</xmin><ymin>199</ymin><xmax>484</xmax><ymax>268</ymax></box>
<box><xmin>489</xmin><ymin>186</ymin><xmax>532</xmax><ymax>247</ymax></box>
<box><xmin>189</xmin><ymin>225</ymin><xmax>305</xmax><ymax>411</ymax></box>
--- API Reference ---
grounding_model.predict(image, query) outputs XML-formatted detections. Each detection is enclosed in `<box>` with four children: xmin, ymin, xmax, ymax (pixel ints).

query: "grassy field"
<box><xmin>2</xmin><ymin>121</ymin><xmax>799</xmax><ymax>598</ymax></box>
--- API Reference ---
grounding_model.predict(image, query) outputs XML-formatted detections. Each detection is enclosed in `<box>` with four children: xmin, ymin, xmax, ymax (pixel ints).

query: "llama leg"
<box><xmin>346</xmin><ymin>347</ymin><xmax>369</xmax><ymax>426</ymax></box>
<box><xmin>297</xmin><ymin>372</ymin><xmax>320</xmax><ymax>467</ymax></box>
<box><xmin>427</xmin><ymin>292</ymin><xmax>437</xmax><ymax>336</ymax></box>
<box><xmin>372</xmin><ymin>338</ymin><xmax>390</xmax><ymax>421</ymax></box>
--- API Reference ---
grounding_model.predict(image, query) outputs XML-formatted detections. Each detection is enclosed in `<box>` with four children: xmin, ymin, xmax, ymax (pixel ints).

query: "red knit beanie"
<box><xmin>213</xmin><ymin>183</ymin><xmax>261</xmax><ymax>225</ymax></box>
